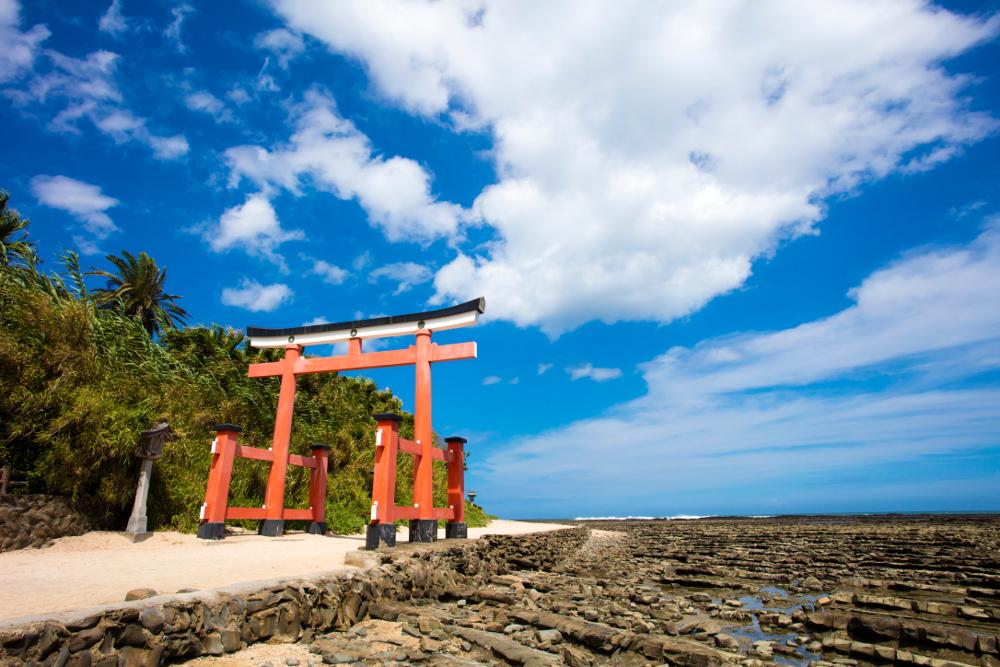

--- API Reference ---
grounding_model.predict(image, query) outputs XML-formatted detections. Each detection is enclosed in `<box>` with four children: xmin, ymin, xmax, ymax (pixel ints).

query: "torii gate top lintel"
<box><xmin>246</xmin><ymin>297</ymin><xmax>485</xmax><ymax>349</ymax></box>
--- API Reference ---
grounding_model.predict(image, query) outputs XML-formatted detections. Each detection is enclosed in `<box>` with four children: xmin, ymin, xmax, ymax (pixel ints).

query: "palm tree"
<box><xmin>89</xmin><ymin>250</ymin><xmax>189</xmax><ymax>336</ymax></box>
<box><xmin>0</xmin><ymin>191</ymin><xmax>36</xmax><ymax>267</ymax></box>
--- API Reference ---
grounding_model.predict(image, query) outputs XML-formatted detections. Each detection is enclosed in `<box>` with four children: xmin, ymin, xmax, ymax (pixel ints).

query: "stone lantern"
<box><xmin>125</xmin><ymin>423</ymin><xmax>172</xmax><ymax>542</ymax></box>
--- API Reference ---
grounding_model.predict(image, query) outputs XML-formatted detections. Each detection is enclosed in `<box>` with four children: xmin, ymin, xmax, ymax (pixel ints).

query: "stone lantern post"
<box><xmin>125</xmin><ymin>422</ymin><xmax>171</xmax><ymax>542</ymax></box>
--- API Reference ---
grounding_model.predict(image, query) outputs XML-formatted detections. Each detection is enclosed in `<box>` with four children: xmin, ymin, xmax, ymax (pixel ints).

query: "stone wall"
<box><xmin>0</xmin><ymin>527</ymin><xmax>587</xmax><ymax>666</ymax></box>
<box><xmin>0</xmin><ymin>494</ymin><xmax>94</xmax><ymax>552</ymax></box>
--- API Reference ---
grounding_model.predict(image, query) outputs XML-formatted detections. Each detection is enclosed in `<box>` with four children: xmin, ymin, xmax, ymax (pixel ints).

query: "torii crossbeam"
<box><xmin>196</xmin><ymin>297</ymin><xmax>484</xmax><ymax>544</ymax></box>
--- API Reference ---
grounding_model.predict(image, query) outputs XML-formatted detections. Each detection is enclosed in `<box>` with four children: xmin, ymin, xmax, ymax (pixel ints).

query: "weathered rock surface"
<box><xmin>3</xmin><ymin>515</ymin><xmax>999</xmax><ymax>666</ymax></box>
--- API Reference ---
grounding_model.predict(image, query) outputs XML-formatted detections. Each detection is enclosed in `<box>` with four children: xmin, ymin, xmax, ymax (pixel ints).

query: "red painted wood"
<box><xmin>226</xmin><ymin>506</ymin><xmax>267</xmax><ymax>520</ymax></box>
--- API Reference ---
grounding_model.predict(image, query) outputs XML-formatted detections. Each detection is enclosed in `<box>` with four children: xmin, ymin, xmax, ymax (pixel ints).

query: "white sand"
<box><xmin>0</xmin><ymin>520</ymin><xmax>566</xmax><ymax>623</ymax></box>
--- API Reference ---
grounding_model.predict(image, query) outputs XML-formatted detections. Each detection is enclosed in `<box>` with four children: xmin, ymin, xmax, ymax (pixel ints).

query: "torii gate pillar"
<box><xmin>410</xmin><ymin>329</ymin><xmax>437</xmax><ymax>540</ymax></box>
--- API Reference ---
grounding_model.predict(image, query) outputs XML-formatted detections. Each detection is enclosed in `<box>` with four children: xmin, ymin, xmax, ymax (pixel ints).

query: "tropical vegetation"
<box><xmin>0</xmin><ymin>189</ymin><xmax>492</xmax><ymax>534</ymax></box>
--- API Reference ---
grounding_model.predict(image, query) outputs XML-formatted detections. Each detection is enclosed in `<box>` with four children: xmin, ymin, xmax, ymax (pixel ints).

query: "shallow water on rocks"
<box><xmin>183</xmin><ymin>515</ymin><xmax>1000</xmax><ymax>666</ymax></box>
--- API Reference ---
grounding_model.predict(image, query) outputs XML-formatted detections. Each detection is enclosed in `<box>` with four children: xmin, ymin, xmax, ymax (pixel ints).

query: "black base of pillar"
<box><xmin>366</xmin><ymin>523</ymin><xmax>397</xmax><ymax>550</ymax></box>
<box><xmin>409</xmin><ymin>519</ymin><xmax>437</xmax><ymax>543</ymax></box>
<box><xmin>258</xmin><ymin>519</ymin><xmax>284</xmax><ymax>537</ymax></box>
<box><xmin>307</xmin><ymin>521</ymin><xmax>326</xmax><ymax>535</ymax></box>
<box><xmin>445</xmin><ymin>522</ymin><xmax>467</xmax><ymax>539</ymax></box>
<box><xmin>196</xmin><ymin>522</ymin><xmax>225</xmax><ymax>540</ymax></box>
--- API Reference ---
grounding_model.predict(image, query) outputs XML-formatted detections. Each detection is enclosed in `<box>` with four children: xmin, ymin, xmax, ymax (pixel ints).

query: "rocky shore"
<box><xmin>192</xmin><ymin>515</ymin><xmax>999</xmax><ymax>667</ymax></box>
<box><xmin>2</xmin><ymin>515</ymin><xmax>998</xmax><ymax>666</ymax></box>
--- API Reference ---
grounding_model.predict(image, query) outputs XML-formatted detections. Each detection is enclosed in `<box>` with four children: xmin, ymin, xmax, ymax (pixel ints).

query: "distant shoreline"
<box><xmin>519</xmin><ymin>510</ymin><xmax>1000</xmax><ymax>522</ymax></box>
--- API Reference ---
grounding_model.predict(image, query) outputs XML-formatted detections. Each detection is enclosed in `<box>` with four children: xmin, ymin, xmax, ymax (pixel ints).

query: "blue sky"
<box><xmin>2</xmin><ymin>0</ymin><xmax>999</xmax><ymax>518</ymax></box>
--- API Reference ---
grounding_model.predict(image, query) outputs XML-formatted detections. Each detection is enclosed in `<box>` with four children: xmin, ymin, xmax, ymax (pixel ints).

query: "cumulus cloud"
<box><xmin>566</xmin><ymin>363</ymin><xmax>623</xmax><ymax>382</ymax></box>
<box><xmin>254</xmin><ymin>28</ymin><xmax>304</xmax><ymax>68</ymax></box>
<box><xmin>537</xmin><ymin>363</ymin><xmax>553</xmax><ymax>375</ymax></box>
<box><xmin>203</xmin><ymin>194</ymin><xmax>303</xmax><ymax>270</ymax></box>
<box><xmin>98</xmin><ymin>0</ymin><xmax>128</xmax><ymax>36</ymax></box>
<box><xmin>272</xmin><ymin>1</ymin><xmax>1000</xmax><ymax>335</ymax></box>
<box><xmin>30</xmin><ymin>174</ymin><xmax>119</xmax><ymax>238</ymax></box>
<box><xmin>0</xmin><ymin>0</ymin><xmax>49</xmax><ymax>82</ymax></box>
<box><xmin>369</xmin><ymin>261</ymin><xmax>433</xmax><ymax>294</ymax></box>
<box><xmin>482</xmin><ymin>375</ymin><xmax>502</xmax><ymax>386</ymax></box>
<box><xmin>476</xmin><ymin>221</ymin><xmax>1000</xmax><ymax>516</ymax></box>
<box><xmin>221</xmin><ymin>278</ymin><xmax>292</xmax><ymax>312</ymax></box>
<box><xmin>224</xmin><ymin>90</ymin><xmax>464</xmax><ymax>242</ymax></box>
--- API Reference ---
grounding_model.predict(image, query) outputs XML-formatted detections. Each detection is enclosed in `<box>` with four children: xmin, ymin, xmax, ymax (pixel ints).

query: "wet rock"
<box><xmin>803</xmin><ymin>576</ymin><xmax>823</xmax><ymax>590</ymax></box>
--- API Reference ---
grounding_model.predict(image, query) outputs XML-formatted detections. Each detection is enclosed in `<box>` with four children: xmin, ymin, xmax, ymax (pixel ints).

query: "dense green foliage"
<box><xmin>0</xmin><ymin>191</ymin><xmax>491</xmax><ymax>534</ymax></box>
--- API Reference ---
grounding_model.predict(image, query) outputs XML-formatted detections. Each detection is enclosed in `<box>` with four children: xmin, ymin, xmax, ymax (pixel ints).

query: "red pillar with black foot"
<box><xmin>197</xmin><ymin>424</ymin><xmax>241</xmax><ymax>540</ymax></box>
<box><xmin>367</xmin><ymin>414</ymin><xmax>400</xmax><ymax>549</ymax></box>
<box><xmin>445</xmin><ymin>436</ymin><xmax>467</xmax><ymax>539</ymax></box>
<box><xmin>307</xmin><ymin>444</ymin><xmax>330</xmax><ymax>535</ymax></box>
<box><xmin>409</xmin><ymin>330</ymin><xmax>437</xmax><ymax>543</ymax></box>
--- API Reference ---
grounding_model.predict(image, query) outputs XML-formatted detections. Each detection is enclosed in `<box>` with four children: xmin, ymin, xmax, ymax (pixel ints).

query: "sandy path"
<box><xmin>0</xmin><ymin>520</ymin><xmax>566</xmax><ymax>623</ymax></box>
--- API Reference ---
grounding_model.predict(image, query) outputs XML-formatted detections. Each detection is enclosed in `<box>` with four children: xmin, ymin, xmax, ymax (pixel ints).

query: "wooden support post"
<box><xmin>307</xmin><ymin>444</ymin><xmax>330</xmax><ymax>534</ymax></box>
<box><xmin>261</xmin><ymin>344</ymin><xmax>301</xmax><ymax>537</ymax></box>
<box><xmin>197</xmin><ymin>424</ymin><xmax>241</xmax><ymax>540</ymax></box>
<box><xmin>410</xmin><ymin>329</ymin><xmax>436</xmax><ymax>542</ymax></box>
<box><xmin>445</xmin><ymin>436</ymin><xmax>467</xmax><ymax>539</ymax></box>
<box><xmin>366</xmin><ymin>414</ymin><xmax>401</xmax><ymax>549</ymax></box>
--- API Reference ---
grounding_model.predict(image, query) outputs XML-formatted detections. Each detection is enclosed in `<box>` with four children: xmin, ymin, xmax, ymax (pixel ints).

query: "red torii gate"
<box><xmin>196</xmin><ymin>298</ymin><xmax>484</xmax><ymax>546</ymax></box>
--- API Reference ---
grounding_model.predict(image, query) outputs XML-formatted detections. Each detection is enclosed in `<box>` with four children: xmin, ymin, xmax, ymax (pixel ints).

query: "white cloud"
<box><xmin>227</xmin><ymin>85</ymin><xmax>251</xmax><ymax>105</ymax></box>
<box><xmin>369</xmin><ymin>261</ymin><xmax>432</xmax><ymax>294</ymax></box>
<box><xmin>566</xmin><ymin>363</ymin><xmax>623</xmax><ymax>382</ymax></box>
<box><xmin>145</xmin><ymin>132</ymin><xmax>189</xmax><ymax>159</ymax></box>
<box><xmin>221</xmin><ymin>279</ymin><xmax>292</xmax><ymax>312</ymax></box>
<box><xmin>30</xmin><ymin>175</ymin><xmax>119</xmax><ymax>238</ymax></box>
<box><xmin>537</xmin><ymin>363</ymin><xmax>553</xmax><ymax>375</ymax></box>
<box><xmin>224</xmin><ymin>89</ymin><xmax>464</xmax><ymax>242</ymax></box>
<box><xmin>352</xmin><ymin>251</ymin><xmax>372</xmax><ymax>271</ymax></box>
<box><xmin>0</xmin><ymin>0</ymin><xmax>49</xmax><ymax>82</ymax></box>
<box><xmin>203</xmin><ymin>194</ymin><xmax>303</xmax><ymax>270</ymax></box>
<box><xmin>7</xmin><ymin>46</ymin><xmax>188</xmax><ymax>159</ymax></box>
<box><xmin>254</xmin><ymin>28</ymin><xmax>304</xmax><ymax>69</ymax></box>
<box><xmin>164</xmin><ymin>4</ymin><xmax>193</xmax><ymax>53</ymax></box>
<box><xmin>98</xmin><ymin>0</ymin><xmax>128</xmax><ymax>36</ymax></box>
<box><xmin>482</xmin><ymin>375</ymin><xmax>502</xmax><ymax>386</ymax></box>
<box><xmin>184</xmin><ymin>90</ymin><xmax>231</xmax><ymax>122</ymax></box>
<box><xmin>303</xmin><ymin>316</ymin><xmax>329</xmax><ymax>326</ymax></box>
<box><xmin>476</xmin><ymin>221</ymin><xmax>1000</xmax><ymax>515</ymax></box>
<box><xmin>272</xmin><ymin>1</ymin><xmax>1000</xmax><ymax>336</ymax></box>
<box><xmin>72</xmin><ymin>234</ymin><xmax>102</xmax><ymax>256</ymax></box>
<box><xmin>306</xmin><ymin>257</ymin><xmax>348</xmax><ymax>285</ymax></box>
<box><xmin>25</xmin><ymin>50</ymin><xmax>122</xmax><ymax>107</ymax></box>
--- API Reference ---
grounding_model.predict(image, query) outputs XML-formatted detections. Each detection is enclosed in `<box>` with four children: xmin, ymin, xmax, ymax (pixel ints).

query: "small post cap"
<box><xmin>445</xmin><ymin>436</ymin><xmax>467</xmax><ymax>444</ymax></box>
<box><xmin>309</xmin><ymin>443</ymin><xmax>332</xmax><ymax>451</ymax></box>
<box><xmin>373</xmin><ymin>413</ymin><xmax>402</xmax><ymax>423</ymax></box>
<box><xmin>212</xmin><ymin>423</ymin><xmax>242</xmax><ymax>433</ymax></box>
